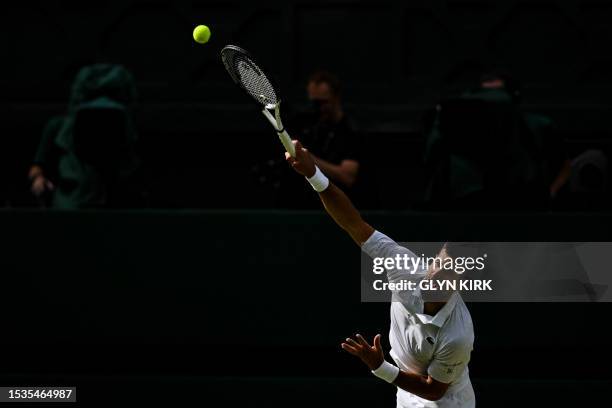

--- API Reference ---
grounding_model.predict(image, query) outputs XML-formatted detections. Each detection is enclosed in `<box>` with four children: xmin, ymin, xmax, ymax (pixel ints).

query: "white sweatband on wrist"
<box><xmin>371</xmin><ymin>360</ymin><xmax>400</xmax><ymax>383</ymax></box>
<box><xmin>306</xmin><ymin>166</ymin><xmax>329</xmax><ymax>192</ymax></box>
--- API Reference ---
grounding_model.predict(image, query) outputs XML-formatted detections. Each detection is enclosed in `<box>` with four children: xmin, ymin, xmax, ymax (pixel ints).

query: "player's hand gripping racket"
<box><xmin>220</xmin><ymin>45</ymin><xmax>295</xmax><ymax>157</ymax></box>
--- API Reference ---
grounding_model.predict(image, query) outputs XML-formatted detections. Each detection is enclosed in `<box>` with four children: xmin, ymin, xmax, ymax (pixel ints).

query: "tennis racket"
<box><xmin>220</xmin><ymin>45</ymin><xmax>296</xmax><ymax>157</ymax></box>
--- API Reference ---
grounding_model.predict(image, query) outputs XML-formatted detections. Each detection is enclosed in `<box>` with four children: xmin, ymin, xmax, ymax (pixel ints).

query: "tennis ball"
<box><xmin>193</xmin><ymin>25</ymin><xmax>211</xmax><ymax>44</ymax></box>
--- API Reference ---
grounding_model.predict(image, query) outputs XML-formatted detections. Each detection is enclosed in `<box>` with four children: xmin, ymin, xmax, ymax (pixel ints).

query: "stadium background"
<box><xmin>2</xmin><ymin>0</ymin><xmax>612</xmax><ymax>406</ymax></box>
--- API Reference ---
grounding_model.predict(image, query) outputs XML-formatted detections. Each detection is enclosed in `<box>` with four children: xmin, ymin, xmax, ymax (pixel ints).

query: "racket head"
<box><xmin>221</xmin><ymin>45</ymin><xmax>280</xmax><ymax>109</ymax></box>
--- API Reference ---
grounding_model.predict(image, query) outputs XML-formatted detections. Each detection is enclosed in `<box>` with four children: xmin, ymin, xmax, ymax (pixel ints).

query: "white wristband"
<box><xmin>306</xmin><ymin>166</ymin><xmax>329</xmax><ymax>192</ymax></box>
<box><xmin>371</xmin><ymin>360</ymin><xmax>400</xmax><ymax>383</ymax></box>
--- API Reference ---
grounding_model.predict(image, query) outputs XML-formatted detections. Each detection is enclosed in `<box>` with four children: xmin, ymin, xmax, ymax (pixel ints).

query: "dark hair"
<box><xmin>441</xmin><ymin>242</ymin><xmax>483</xmax><ymax>260</ymax></box>
<box><xmin>308</xmin><ymin>70</ymin><xmax>342</xmax><ymax>97</ymax></box>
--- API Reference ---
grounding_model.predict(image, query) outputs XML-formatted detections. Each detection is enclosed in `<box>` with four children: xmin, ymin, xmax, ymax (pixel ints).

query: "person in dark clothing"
<box><xmin>28</xmin><ymin>64</ymin><xmax>145</xmax><ymax>209</ymax></box>
<box><xmin>480</xmin><ymin>73</ymin><xmax>571</xmax><ymax>201</ymax></box>
<box><xmin>292</xmin><ymin>71</ymin><xmax>360</xmax><ymax>187</ymax></box>
<box><xmin>277</xmin><ymin>71</ymin><xmax>361</xmax><ymax>208</ymax></box>
<box><xmin>424</xmin><ymin>72</ymin><xmax>569</xmax><ymax>210</ymax></box>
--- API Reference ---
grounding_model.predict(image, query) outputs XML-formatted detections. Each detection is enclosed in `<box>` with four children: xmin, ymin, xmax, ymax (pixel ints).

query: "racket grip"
<box><xmin>261</xmin><ymin>108</ymin><xmax>295</xmax><ymax>157</ymax></box>
<box><xmin>278</xmin><ymin>130</ymin><xmax>296</xmax><ymax>157</ymax></box>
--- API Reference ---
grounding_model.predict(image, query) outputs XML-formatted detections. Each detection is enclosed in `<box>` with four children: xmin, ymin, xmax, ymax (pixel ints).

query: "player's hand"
<box><xmin>285</xmin><ymin>140</ymin><xmax>316</xmax><ymax>178</ymax></box>
<box><xmin>341</xmin><ymin>333</ymin><xmax>385</xmax><ymax>371</ymax></box>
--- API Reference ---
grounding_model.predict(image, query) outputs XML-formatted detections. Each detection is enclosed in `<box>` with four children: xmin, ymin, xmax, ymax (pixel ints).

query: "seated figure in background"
<box><xmin>424</xmin><ymin>71</ymin><xmax>570</xmax><ymax>211</ymax></box>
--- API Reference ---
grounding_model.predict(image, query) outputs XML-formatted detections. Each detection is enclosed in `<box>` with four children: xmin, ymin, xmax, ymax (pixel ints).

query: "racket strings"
<box><xmin>221</xmin><ymin>47</ymin><xmax>278</xmax><ymax>107</ymax></box>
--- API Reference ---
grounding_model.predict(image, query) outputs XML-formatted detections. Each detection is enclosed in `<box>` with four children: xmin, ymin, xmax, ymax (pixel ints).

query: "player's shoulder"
<box><xmin>443</xmin><ymin>298</ymin><xmax>474</xmax><ymax>345</ymax></box>
<box><xmin>437</xmin><ymin>327</ymin><xmax>473</xmax><ymax>358</ymax></box>
<box><xmin>362</xmin><ymin>230</ymin><xmax>416</xmax><ymax>256</ymax></box>
<box><xmin>363</xmin><ymin>230</ymin><xmax>402</xmax><ymax>248</ymax></box>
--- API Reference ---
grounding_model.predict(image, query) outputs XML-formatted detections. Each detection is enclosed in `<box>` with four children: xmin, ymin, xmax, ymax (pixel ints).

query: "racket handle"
<box><xmin>261</xmin><ymin>108</ymin><xmax>296</xmax><ymax>157</ymax></box>
<box><xmin>278</xmin><ymin>129</ymin><xmax>296</xmax><ymax>157</ymax></box>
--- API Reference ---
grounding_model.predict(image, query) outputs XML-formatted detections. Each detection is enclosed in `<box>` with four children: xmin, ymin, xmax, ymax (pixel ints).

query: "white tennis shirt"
<box><xmin>362</xmin><ymin>231</ymin><xmax>476</xmax><ymax>408</ymax></box>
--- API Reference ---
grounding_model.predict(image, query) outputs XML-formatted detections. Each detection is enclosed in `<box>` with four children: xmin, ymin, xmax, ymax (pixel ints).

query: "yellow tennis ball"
<box><xmin>193</xmin><ymin>25</ymin><xmax>211</xmax><ymax>44</ymax></box>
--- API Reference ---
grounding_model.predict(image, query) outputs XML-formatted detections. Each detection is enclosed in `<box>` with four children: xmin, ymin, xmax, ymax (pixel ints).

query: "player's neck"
<box><xmin>423</xmin><ymin>301</ymin><xmax>446</xmax><ymax>316</ymax></box>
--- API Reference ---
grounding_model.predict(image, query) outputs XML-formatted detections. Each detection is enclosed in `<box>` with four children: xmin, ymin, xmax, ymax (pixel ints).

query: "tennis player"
<box><xmin>286</xmin><ymin>140</ymin><xmax>475</xmax><ymax>408</ymax></box>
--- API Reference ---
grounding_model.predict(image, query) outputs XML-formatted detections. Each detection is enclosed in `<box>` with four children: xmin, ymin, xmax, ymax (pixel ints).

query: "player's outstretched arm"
<box><xmin>285</xmin><ymin>140</ymin><xmax>374</xmax><ymax>245</ymax></box>
<box><xmin>319</xmin><ymin>182</ymin><xmax>374</xmax><ymax>245</ymax></box>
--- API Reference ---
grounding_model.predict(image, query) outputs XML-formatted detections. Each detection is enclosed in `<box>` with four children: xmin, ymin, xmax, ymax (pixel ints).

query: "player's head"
<box><xmin>306</xmin><ymin>70</ymin><xmax>342</xmax><ymax>122</ymax></box>
<box><xmin>422</xmin><ymin>242</ymin><xmax>482</xmax><ymax>302</ymax></box>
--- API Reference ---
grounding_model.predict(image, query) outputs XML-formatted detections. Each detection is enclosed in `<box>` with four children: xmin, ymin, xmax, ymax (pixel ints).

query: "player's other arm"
<box><xmin>285</xmin><ymin>140</ymin><xmax>373</xmax><ymax>245</ymax></box>
<box><xmin>393</xmin><ymin>370</ymin><xmax>450</xmax><ymax>401</ymax></box>
<box><xmin>342</xmin><ymin>334</ymin><xmax>450</xmax><ymax>402</ymax></box>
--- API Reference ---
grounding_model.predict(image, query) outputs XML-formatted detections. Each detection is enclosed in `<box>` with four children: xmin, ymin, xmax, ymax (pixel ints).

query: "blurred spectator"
<box><xmin>293</xmin><ymin>71</ymin><xmax>360</xmax><ymax>187</ymax></box>
<box><xmin>570</xmin><ymin>150</ymin><xmax>608</xmax><ymax>192</ymax></box>
<box><xmin>424</xmin><ymin>71</ymin><xmax>569</xmax><ymax>210</ymax></box>
<box><xmin>553</xmin><ymin>149</ymin><xmax>610</xmax><ymax>210</ymax></box>
<box><xmin>276</xmin><ymin>70</ymin><xmax>361</xmax><ymax>208</ymax></box>
<box><xmin>28</xmin><ymin>64</ymin><xmax>145</xmax><ymax>209</ymax></box>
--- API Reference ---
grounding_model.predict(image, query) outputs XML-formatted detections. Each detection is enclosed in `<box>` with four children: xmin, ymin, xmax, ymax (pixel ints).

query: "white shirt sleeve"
<box><xmin>361</xmin><ymin>230</ymin><xmax>426</xmax><ymax>286</ymax></box>
<box><xmin>427</xmin><ymin>341</ymin><xmax>471</xmax><ymax>384</ymax></box>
